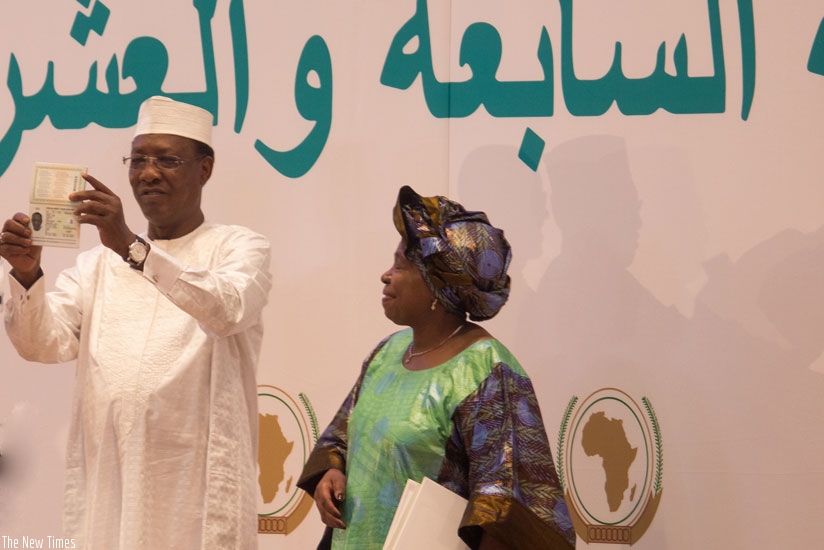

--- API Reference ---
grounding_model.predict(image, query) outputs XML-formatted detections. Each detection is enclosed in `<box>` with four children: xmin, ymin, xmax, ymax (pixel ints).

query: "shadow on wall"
<box><xmin>458</xmin><ymin>135</ymin><xmax>824</xmax><ymax>386</ymax></box>
<box><xmin>456</xmin><ymin>135</ymin><xmax>824</xmax><ymax>548</ymax></box>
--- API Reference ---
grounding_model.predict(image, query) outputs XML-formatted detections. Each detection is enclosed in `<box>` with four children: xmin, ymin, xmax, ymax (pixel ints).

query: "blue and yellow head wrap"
<box><xmin>392</xmin><ymin>185</ymin><xmax>512</xmax><ymax>321</ymax></box>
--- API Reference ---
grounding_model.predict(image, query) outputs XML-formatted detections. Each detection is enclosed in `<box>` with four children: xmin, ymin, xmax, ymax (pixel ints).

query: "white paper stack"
<box><xmin>383</xmin><ymin>477</ymin><xmax>470</xmax><ymax>550</ymax></box>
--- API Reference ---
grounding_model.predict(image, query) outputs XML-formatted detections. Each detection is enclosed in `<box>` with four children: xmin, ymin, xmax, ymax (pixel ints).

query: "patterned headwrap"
<box><xmin>393</xmin><ymin>185</ymin><xmax>512</xmax><ymax>321</ymax></box>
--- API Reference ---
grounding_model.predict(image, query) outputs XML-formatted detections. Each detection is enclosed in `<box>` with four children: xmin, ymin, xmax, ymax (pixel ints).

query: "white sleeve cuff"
<box><xmin>141</xmin><ymin>245</ymin><xmax>184</xmax><ymax>295</ymax></box>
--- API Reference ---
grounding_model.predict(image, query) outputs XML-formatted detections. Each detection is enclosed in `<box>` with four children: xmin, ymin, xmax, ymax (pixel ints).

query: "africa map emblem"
<box><xmin>557</xmin><ymin>388</ymin><xmax>663</xmax><ymax>545</ymax></box>
<box><xmin>257</xmin><ymin>385</ymin><xmax>319</xmax><ymax>534</ymax></box>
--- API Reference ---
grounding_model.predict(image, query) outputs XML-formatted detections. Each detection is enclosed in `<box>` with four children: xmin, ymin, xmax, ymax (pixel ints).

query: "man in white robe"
<box><xmin>0</xmin><ymin>96</ymin><xmax>272</xmax><ymax>549</ymax></box>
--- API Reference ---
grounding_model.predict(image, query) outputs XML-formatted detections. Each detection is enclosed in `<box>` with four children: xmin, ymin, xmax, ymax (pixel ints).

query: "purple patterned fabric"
<box><xmin>439</xmin><ymin>364</ymin><xmax>576</xmax><ymax>549</ymax></box>
<box><xmin>392</xmin><ymin>185</ymin><xmax>512</xmax><ymax>321</ymax></box>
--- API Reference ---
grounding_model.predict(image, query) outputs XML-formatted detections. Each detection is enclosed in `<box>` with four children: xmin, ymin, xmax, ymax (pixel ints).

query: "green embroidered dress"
<box><xmin>299</xmin><ymin>329</ymin><xmax>575</xmax><ymax>550</ymax></box>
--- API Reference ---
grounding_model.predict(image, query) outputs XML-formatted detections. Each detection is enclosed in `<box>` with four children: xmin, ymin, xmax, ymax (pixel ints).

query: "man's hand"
<box><xmin>0</xmin><ymin>213</ymin><xmax>43</xmax><ymax>288</ymax></box>
<box><xmin>71</xmin><ymin>173</ymin><xmax>135</xmax><ymax>258</ymax></box>
<box><xmin>313</xmin><ymin>469</ymin><xmax>347</xmax><ymax>530</ymax></box>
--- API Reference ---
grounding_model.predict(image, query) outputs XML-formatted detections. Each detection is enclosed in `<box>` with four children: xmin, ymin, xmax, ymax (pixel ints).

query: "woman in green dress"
<box><xmin>298</xmin><ymin>186</ymin><xmax>575</xmax><ymax>550</ymax></box>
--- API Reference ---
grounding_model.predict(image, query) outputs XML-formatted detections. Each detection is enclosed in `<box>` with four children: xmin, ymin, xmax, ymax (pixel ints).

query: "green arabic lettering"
<box><xmin>254</xmin><ymin>35</ymin><xmax>332</xmax><ymax>179</ymax></box>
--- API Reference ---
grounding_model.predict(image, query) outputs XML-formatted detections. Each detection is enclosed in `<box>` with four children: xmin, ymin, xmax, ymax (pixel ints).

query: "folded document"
<box><xmin>383</xmin><ymin>477</ymin><xmax>470</xmax><ymax>550</ymax></box>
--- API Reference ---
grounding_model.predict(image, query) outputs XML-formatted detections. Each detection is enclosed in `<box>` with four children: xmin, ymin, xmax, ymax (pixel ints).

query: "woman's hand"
<box><xmin>313</xmin><ymin>469</ymin><xmax>347</xmax><ymax>529</ymax></box>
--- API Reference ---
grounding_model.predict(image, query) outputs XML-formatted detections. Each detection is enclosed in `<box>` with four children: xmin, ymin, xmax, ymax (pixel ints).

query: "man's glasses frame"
<box><xmin>122</xmin><ymin>154</ymin><xmax>206</xmax><ymax>171</ymax></box>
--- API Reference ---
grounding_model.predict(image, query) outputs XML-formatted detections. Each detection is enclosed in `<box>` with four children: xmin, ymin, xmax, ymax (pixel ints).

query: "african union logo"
<box><xmin>556</xmin><ymin>388</ymin><xmax>663</xmax><ymax>545</ymax></box>
<box><xmin>257</xmin><ymin>385</ymin><xmax>319</xmax><ymax>534</ymax></box>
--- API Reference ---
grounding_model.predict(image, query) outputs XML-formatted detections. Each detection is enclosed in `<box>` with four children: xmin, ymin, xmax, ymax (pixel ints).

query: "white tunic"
<box><xmin>4</xmin><ymin>222</ymin><xmax>272</xmax><ymax>550</ymax></box>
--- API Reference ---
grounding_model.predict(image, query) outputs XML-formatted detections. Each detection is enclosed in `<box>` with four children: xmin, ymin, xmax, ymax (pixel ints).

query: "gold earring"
<box><xmin>431</xmin><ymin>298</ymin><xmax>438</xmax><ymax>311</ymax></box>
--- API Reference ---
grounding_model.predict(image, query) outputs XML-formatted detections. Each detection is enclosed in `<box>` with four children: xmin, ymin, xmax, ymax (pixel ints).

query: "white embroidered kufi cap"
<box><xmin>134</xmin><ymin>96</ymin><xmax>213</xmax><ymax>147</ymax></box>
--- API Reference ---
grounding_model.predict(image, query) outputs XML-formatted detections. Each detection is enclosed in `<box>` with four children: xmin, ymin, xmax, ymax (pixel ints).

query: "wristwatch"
<box><xmin>124</xmin><ymin>235</ymin><xmax>149</xmax><ymax>269</ymax></box>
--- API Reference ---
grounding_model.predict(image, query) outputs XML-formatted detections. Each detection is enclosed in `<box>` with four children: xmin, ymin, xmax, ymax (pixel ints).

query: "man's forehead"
<box><xmin>131</xmin><ymin>133</ymin><xmax>197</xmax><ymax>153</ymax></box>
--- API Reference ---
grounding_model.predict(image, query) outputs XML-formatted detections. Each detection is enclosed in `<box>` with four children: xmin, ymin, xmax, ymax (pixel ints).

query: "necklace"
<box><xmin>404</xmin><ymin>324</ymin><xmax>465</xmax><ymax>365</ymax></box>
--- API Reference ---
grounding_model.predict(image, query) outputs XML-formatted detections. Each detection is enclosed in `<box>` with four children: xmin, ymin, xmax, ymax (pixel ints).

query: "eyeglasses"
<box><xmin>122</xmin><ymin>154</ymin><xmax>206</xmax><ymax>171</ymax></box>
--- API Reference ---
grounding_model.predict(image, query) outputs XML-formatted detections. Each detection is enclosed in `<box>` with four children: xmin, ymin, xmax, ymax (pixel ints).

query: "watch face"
<box><xmin>129</xmin><ymin>241</ymin><xmax>148</xmax><ymax>263</ymax></box>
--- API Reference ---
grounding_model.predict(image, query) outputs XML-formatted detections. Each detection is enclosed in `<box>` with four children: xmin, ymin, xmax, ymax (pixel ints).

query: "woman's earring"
<box><xmin>430</xmin><ymin>298</ymin><xmax>438</xmax><ymax>311</ymax></box>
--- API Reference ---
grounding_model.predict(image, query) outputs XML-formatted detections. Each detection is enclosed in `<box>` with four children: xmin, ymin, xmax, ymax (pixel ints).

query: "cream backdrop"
<box><xmin>1</xmin><ymin>1</ymin><xmax>823</xmax><ymax>549</ymax></box>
